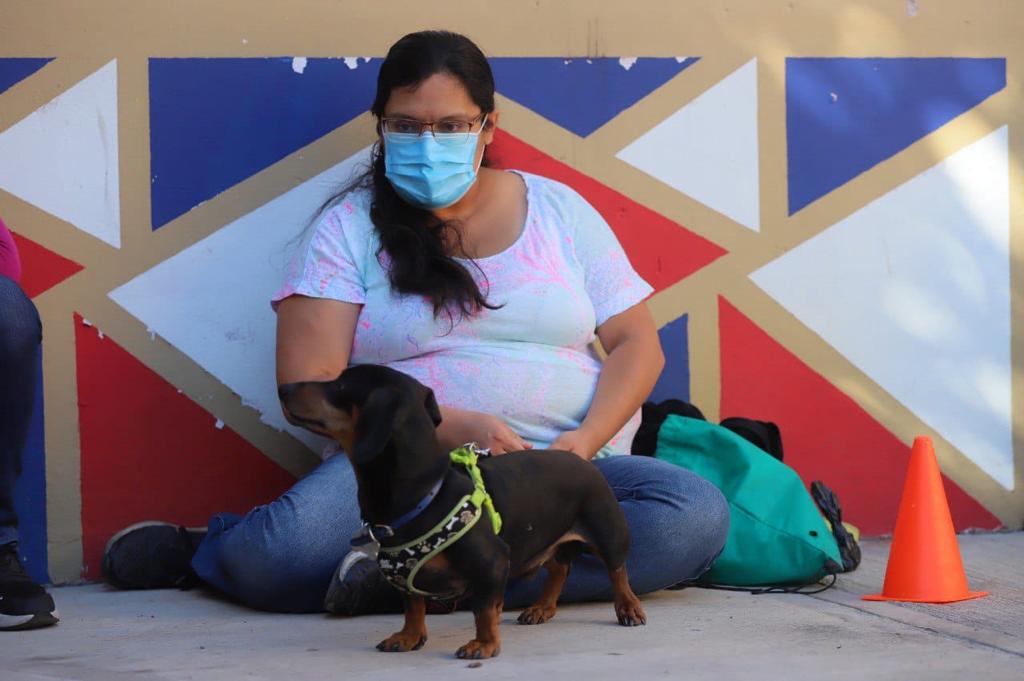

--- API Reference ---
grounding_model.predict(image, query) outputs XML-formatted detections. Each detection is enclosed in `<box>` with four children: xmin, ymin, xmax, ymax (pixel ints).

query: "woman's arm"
<box><xmin>550</xmin><ymin>302</ymin><xmax>665</xmax><ymax>460</ymax></box>
<box><xmin>276</xmin><ymin>295</ymin><xmax>361</xmax><ymax>385</ymax></box>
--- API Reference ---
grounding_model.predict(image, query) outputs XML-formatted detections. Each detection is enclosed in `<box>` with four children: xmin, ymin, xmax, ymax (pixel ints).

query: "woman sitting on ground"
<box><xmin>102</xmin><ymin>30</ymin><xmax>729</xmax><ymax>616</ymax></box>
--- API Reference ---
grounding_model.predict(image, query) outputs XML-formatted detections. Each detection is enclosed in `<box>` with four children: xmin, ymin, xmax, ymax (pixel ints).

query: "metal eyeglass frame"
<box><xmin>380</xmin><ymin>112</ymin><xmax>489</xmax><ymax>137</ymax></box>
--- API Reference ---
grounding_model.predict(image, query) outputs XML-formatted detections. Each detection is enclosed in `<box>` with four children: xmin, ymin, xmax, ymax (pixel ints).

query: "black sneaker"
<box><xmin>0</xmin><ymin>542</ymin><xmax>58</xmax><ymax>631</ymax></box>
<box><xmin>102</xmin><ymin>521</ymin><xmax>206</xmax><ymax>590</ymax></box>
<box><xmin>323</xmin><ymin>551</ymin><xmax>403</xmax><ymax>616</ymax></box>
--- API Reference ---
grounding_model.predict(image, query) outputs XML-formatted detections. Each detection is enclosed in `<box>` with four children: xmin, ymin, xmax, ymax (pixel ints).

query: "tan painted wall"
<box><xmin>1</xmin><ymin>0</ymin><xmax>1020</xmax><ymax>583</ymax></box>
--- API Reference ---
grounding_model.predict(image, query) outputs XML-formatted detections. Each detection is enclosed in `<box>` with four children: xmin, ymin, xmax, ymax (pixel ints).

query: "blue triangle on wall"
<box><xmin>786</xmin><ymin>57</ymin><xmax>1006</xmax><ymax>214</ymax></box>
<box><xmin>489</xmin><ymin>57</ymin><xmax>699</xmax><ymax>137</ymax></box>
<box><xmin>648</xmin><ymin>314</ymin><xmax>689</xmax><ymax>405</ymax></box>
<box><xmin>149</xmin><ymin>57</ymin><xmax>381</xmax><ymax>230</ymax></box>
<box><xmin>0</xmin><ymin>58</ymin><xmax>54</xmax><ymax>95</ymax></box>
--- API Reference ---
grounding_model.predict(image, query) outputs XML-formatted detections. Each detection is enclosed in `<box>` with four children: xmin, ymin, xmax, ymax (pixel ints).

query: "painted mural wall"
<box><xmin>1</xmin><ymin>0</ymin><xmax>1021</xmax><ymax>584</ymax></box>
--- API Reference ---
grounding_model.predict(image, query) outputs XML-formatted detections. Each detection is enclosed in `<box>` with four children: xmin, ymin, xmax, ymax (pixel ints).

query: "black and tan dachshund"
<box><xmin>278</xmin><ymin>364</ymin><xmax>646</xmax><ymax>659</ymax></box>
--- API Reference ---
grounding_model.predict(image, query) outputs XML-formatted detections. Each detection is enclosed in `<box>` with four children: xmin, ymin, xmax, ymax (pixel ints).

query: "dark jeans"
<box><xmin>0</xmin><ymin>276</ymin><xmax>41</xmax><ymax>547</ymax></box>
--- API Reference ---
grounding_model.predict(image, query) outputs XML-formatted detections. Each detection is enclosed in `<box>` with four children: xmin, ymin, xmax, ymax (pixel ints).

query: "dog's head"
<box><xmin>278</xmin><ymin>365</ymin><xmax>443</xmax><ymax>465</ymax></box>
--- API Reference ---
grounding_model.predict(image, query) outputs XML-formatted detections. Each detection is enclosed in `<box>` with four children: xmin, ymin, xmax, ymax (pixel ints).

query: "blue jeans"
<box><xmin>192</xmin><ymin>453</ymin><xmax>729</xmax><ymax>613</ymax></box>
<box><xmin>0</xmin><ymin>276</ymin><xmax>42</xmax><ymax>547</ymax></box>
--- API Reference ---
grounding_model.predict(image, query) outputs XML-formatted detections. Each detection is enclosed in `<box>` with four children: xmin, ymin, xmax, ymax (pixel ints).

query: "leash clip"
<box><xmin>349</xmin><ymin>527</ymin><xmax>380</xmax><ymax>561</ymax></box>
<box><xmin>461</xmin><ymin>441</ymin><xmax>492</xmax><ymax>458</ymax></box>
<box><xmin>352</xmin><ymin>522</ymin><xmax>392</xmax><ymax>549</ymax></box>
<box><xmin>366</xmin><ymin>522</ymin><xmax>394</xmax><ymax>543</ymax></box>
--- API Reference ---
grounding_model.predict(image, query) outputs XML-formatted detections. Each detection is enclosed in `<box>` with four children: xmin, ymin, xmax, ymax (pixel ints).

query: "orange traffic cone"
<box><xmin>863</xmin><ymin>436</ymin><xmax>988</xmax><ymax>603</ymax></box>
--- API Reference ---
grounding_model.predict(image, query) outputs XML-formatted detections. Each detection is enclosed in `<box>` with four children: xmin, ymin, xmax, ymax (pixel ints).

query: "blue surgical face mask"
<box><xmin>383</xmin><ymin>118</ymin><xmax>486</xmax><ymax>210</ymax></box>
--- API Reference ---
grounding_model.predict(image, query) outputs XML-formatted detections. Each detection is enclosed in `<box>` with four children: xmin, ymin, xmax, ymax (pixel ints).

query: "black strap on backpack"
<box><xmin>670</xmin><ymin>572</ymin><xmax>840</xmax><ymax>595</ymax></box>
<box><xmin>631</xmin><ymin>399</ymin><xmax>706</xmax><ymax>455</ymax></box>
<box><xmin>719</xmin><ymin>417</ymin><xmax>784</xmax><ymax>462</ymax></box>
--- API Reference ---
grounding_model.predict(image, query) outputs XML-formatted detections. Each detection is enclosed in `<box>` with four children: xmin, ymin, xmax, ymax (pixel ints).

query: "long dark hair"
<box><xmin>320</xmin><ymin>31</ymin><xmax>499</xmax><ymax>322</ymax></box>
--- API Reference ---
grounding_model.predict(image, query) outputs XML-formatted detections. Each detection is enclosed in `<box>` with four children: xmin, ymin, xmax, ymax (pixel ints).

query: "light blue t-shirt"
<box><xmin>273</xmin><ymin>171</ymin><xmax>654</xmax><ymax>457</ymax></box>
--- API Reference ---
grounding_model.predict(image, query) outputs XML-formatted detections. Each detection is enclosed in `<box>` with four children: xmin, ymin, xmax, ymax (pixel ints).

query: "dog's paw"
<box><xmin>614</xmin><ymin>598</ymin><xmax>647</xmax><ymax>627</ymax></box>
<box><xmin>376</xmin><ymin>632</ymin><xmax>427</xmax><ymax>652</ymax></box>
<box><xmin>517</xmin><ymin>604</ymin><xmax>557</xmax><ymax>625</ymax></box>
<box><xmin>455</xmin><ymin>639</ymin><xmax>500</xmax><ymax>659</ymax></box>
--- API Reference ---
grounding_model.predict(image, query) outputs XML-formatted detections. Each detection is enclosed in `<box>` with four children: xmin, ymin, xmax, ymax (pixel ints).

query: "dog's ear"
<box><xmin>424</xmin><ymin>388</ymin><xmax>442</xmax><ymax>427</ymax></box>
<box><xmin>352</xmin><ymin>386</ymin><xmax>403</xmax><ymax>464</ymax></box>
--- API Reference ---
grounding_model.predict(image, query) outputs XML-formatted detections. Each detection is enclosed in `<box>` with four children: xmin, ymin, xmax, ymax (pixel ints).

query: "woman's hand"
<box><xmin>549</xmin><ymin>429</ymin><xmax>600</xmax><ymax>461</ymax></box>
<box><xmin>436</xmin><ymin>406</ymin><xmax>533</xmax><ymax>455</ymax></box>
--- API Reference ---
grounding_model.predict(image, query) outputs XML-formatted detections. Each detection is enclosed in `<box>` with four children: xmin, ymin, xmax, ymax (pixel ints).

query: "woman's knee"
<box><xmin>608</xmin><ymin>458</ymin><xmax>729</xmax><ymax>585</ymax></box>
<box><xmin>600</xmin><ymin>456</ymin><xmax>725</xmax><ymax>520</ymax></box>
<box><xmin>194</xmin><ymin>456</ymin><xmax>362</xmax><ymax>613</ymax></box>
<box><xmin>203</xmin><ymin>513</ymin><xmax>334</xmax><ymax>613</ymax></box>
<box><xmin>654</xmin><ymin>463</ymin><xmax>729</xmax><ymax>556</ymax></box>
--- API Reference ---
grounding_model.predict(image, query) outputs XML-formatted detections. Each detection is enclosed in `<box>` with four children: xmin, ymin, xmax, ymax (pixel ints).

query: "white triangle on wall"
<box><xmin>0</xmin><ymin>60</ymin><xmax>121</xmax><ymax>248</ymax></box>
<box><xmin>617</xmin><ymin>59</ymin><xmax>760</xmax><ymax>231</ymax></box>
<box><xmin>751</xmin><ymin>127</ymin><xmax>1013</xmax><ymax>489</ymax></box>
<box><xmin>109</xmin><ymin>147</ymin><xmax>372</xmax><ymax>453</ymax></box>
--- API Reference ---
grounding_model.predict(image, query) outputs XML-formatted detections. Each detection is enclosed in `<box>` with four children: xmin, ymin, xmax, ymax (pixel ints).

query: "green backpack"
<box><xmin>655</xmin><ymin>415</ymin><xmax>843</xmax><ymax>587</ymax></box>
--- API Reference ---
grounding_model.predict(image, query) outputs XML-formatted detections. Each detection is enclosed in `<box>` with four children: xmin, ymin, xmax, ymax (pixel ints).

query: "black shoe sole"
<box><xmin>0</xmin><ymin>610</ymin><xmax>59</xmax><ymax>631</ymax></box>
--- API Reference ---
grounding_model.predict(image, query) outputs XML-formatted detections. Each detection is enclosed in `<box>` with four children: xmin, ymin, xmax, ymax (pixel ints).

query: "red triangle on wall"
<box><xmin>488</xmin><ymin>130</ymin><xmax>727</xmax><ymax>293</ymax></box>
<box><xmin>718</xmin><ymin>297</ymin><xmax>1002</xmax><ymax>536</ymax></box>
<box><xmin>76</xmin><ymin>314</ymin><xmax>296</xmax><ymax>580</ymax></box>
<box><xmin>10</xmin><ymin>231</ymin><xmax>84</xmax><ymax>297</ymax></box>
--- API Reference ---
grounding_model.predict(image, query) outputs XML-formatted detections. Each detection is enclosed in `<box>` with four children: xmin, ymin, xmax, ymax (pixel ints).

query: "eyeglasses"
<box><xmin>381</xmin><ymin>113</ymin><xmax>488</xmax><ymax>138</ymax></box>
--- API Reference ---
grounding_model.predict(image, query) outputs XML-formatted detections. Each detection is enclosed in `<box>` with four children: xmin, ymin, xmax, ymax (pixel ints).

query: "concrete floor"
<box><xmin>3</xmin><ymin>533</ymin><xmax>1022</xmax><ymax>680</ymax></box>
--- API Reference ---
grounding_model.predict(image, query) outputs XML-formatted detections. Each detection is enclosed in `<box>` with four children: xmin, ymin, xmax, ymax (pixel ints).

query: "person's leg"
<box><xmin>189</xmin><ymin>452</ymin><xmax>365</xmax><ymax>613</ymax></box>
<box><xmin>503</xmin><ymin>455</ymin><xmax>729</xmax><ymax>609</ymax></box>
<box><xmin>105</xmin><ymin>453</ymin><xmax>367</xmax><ymax>613</ymax></box>
<box><xmin>0</xmin><ymin>275</ymin><xmax>56</xmax><ymax>631</ymax></box>
<box><xmin>0</xmin><ymin>275</ymin><xmax>41</xmax><ymax>547</ymax></box>
<box><xmin>103</xmin><ymin>451</ymin><xmax>403</xmax><ymax>614</ymax></box>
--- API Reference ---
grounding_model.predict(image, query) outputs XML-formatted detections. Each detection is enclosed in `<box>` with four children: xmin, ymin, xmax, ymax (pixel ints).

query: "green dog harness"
<box><xmin>376</xmin><ymin>444</ymin><xmax>503</xmax><ymax>599</ymax></box>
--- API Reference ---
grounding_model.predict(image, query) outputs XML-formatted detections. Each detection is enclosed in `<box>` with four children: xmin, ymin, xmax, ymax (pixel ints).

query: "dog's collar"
<box><xmin>360</xmin><ymin>476</ymin><xmax>444</xmax><ymax>543</ymax></box>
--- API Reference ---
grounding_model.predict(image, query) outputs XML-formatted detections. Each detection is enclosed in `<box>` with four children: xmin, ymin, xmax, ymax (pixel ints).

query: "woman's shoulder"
<box><xmin>512</xmin><ymin>170</ymin><xmax>583</xmax><ymax>203</ymax></box>
<box><xmin>311</xmin><ymin>186</ymin><xmax>377</xmax><ymax>243</ymax></box>
<box><xmin>509</xmin><ymin>170</ymin><xmax>591</xmax><ymax>225</ymax></box>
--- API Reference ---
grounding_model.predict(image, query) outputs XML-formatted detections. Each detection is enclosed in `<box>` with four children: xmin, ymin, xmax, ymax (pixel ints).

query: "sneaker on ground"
<box><xmin>102</xmin><ymin>521</ymin><xmax>206</xmax><ymax>590</ymax></box>
<box><xmin>324</xmin><ymin>551</ymin><xmax>403</xmax><ymax>616</ymax></box>
<box><xmin>0</xmin><ymin>542</ymin><xmax>58</xmax><ymax>631</ymax></box>
<box><xmin>810</xmin><ymin>481</ymin><xmax>862</xmax><ymax>573</ymax></box>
